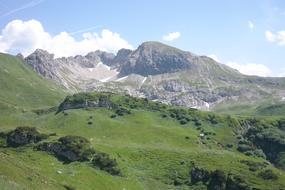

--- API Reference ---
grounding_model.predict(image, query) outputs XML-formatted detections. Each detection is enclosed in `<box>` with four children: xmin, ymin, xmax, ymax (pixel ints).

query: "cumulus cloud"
<box><xmin>226</xmin><ymin>61</ymin><xmax>272</xmax><ymax>77</ymax></box>
<box><xmin>248</xmin><ymin>21</ymin><xmax>254</xmax><ymax>30</ymax></box>
<box><xmin>265</xmin><ymin>30</ymin><xmax>285</xmax><ymax>45</ymax></box>
<box><xmin>0</xmin><ymin>19</ymin><xmax>133</xmax><ymax>57</ymax></box>
<box><xmin>278</xmin><ymin>68</ymin><xmax>285</xmax><ymax>77</ymax></box>
<box><xmin>162</xmin><ymin>32</ymin><xmax>181</xmax><ymax>41</ymax></box>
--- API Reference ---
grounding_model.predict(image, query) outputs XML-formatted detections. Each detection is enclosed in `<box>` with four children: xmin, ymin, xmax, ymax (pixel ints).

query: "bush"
<box><xmin>115</xmin><ymin>107</ymin><xmax>131</xmax><ymax>116</ymax></box>
<box><xmin>110</xmin><ymin>114</ymin><xmax>117</xmax><ymax>118</ymax></box>
<box><xmin>258</xmin><ymin>169</ymin><xmax>278</xmax><ymax>180</ymax></box>
<box><xmin>208</xmin><ymin>170</ymin><xmax>227</xmax><ymax>190</ymax></box>
<box><xmin>240</xmin><ymin>160</ymin><xmax>266</xmax><ymax>172</ymax></box>
<box><xmin>226</xmin><ymin>144</ymin><xmax>233</xmax><ymax>148</ymax></box>
<box><xmin>63</xmin><ymin>185</ymin><xmax>76</xmax><ymax>190</ymax></box>
<box><xmin>161</xmin><ymin>114</ymin><xmax>167</xmax><ymax>118</ymax></box>
<box><xmin>92</xmin><ymin>152</ymin><xmax>121</xmax><ymax>175</ymax></box>
<box><xmin>37</xmin><ymin>136</ymin><xmax>94</xmax><ymax>162</ymax></box>
<box><xmin>180</xmin><ymin>119</ymin><xmax>187</xmax><ymax>125</ymax></box>
<box><xmin>276</xmin><ymin>152</ymin><xmax>285</xmax><ymax>170</ymax></box>
<box><xmin>253</xmin><ymin>149</ymin><xmax>266</xmax><ymax>159</ymax></box>
<box><xmin>237</xmin><ymin>144</ymin><xmax>254</xmax><ymax>153</ymax></box>
<box><xmin>6</xmin><ymin>126</ymin><xmax>47</xmax><ymax>147</ymax></box>
<box><xmin>207</xmin><ymin>114</ymin><xmax>218</xmax><ymax>124</ymax></box>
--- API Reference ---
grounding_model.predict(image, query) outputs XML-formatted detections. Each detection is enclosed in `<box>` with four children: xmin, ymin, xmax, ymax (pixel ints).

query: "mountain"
<box><xmin>24</xmin><ymin>42</ymin><xmax>285</xmax><ymax>113</ymax></box>
<box><xmin>0</xmin><ymin>91</ymin><xmax>285</xmax><ymax>190</ymax></box>
<box><xmin>0</xmin><ymin>53</ymin><xmax>65</xmax><ymax>112</ymax></box>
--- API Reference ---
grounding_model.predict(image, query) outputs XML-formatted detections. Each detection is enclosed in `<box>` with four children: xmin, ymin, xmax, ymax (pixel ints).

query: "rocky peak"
<box><xmin>26</xmin><ymin>49</ymin><xmax>54</xmax><ymax>62</ymax></box>
<box><xmin>118</xmin><ymin>41</ymin><xmax>193</xmax><ymax>76</ymax></box>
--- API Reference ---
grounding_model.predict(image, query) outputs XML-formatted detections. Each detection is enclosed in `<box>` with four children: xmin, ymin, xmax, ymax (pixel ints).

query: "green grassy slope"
<box><xmin>0</xmin><ymin>53</ymin><xmax>65</xmax><ymax>112</ymax></box>
<box><xmin>0</xmin><ymin>92</ymin><xmax>284</xmax><ymax>190</ymax></box>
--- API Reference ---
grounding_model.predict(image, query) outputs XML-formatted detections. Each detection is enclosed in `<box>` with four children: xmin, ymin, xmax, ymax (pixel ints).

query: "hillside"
<box><xmin>0</xmin><ymin>92</ymin><xmax>285</xmax><ymax>190</ymax></box>
<box><xmin>0</xmin><ymin>53</ymin><xmax>65</xmax><ymax>112</ymax></box>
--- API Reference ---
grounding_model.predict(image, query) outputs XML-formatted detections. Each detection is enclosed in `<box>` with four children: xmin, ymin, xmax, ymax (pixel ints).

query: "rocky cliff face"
<box><xmin>24</xmin><ymin>41</ymin><xmax>285</xmax><ymax>110</ymax></box>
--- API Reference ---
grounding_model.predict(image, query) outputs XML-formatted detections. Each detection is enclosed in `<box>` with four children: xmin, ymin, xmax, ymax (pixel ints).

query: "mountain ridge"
<box><xmin>23</xmin><ymin>41</ymin><xmax>285</xmax><ymax>112</ymax></box>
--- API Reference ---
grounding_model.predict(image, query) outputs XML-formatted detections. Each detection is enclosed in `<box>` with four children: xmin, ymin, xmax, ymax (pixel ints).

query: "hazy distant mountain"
<box><xmin>24</xmin><ymin>41</ymin><xmax>285</xmax><ymax>111</ymax></box>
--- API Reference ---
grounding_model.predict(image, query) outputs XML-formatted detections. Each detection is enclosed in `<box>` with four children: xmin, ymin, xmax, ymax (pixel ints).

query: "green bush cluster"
<box><xmin>36</xmin><ymin>135</ymin><xmax>121</xmax><ymax>175</ymax></box>
<box><xmin>168</xmin><ymin>109</ymin><xmax>191</xmax><ymax>125</ymax></box>
<box><xmin>207</xmin><ymin>114</ymin><xmax>219</xmax><ymax>125</ymax></box>
<box><xmin>243</xmin><ymin>123</ymin><xmax>285</xmax><ymax>167</ymax></box>
<box><xmin>2</xmin><ymin>126</ymin><xmax>47</xmax><ymax>147</ymax></box>
<box><xmin>240</xmin><ymin>160</ymin><xmax>267</xmax><ymax>172</ymax></box>
<box><xmin>92</xmin><ymin>152</ymin><xmax>121</xmax><ymax>175</ymax></box>
<box><xmin>258</xmin><ymin>169</ymin><xmax>278</xmax><ymax>180</ymax></box>
<box><xmin>237</xmin><ymin>139</ymin><xmax>266</xmax><ymax>159</ymax></box>
<box><xmin>189</xmin><ymin>166</ymin><xmax>251</xmax><ymax>190</ymax></box>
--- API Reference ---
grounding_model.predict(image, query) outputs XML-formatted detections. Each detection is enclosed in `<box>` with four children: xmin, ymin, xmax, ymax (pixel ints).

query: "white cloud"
<box><xmin>226</xmin><ymin>61</ymin><xmax>272</xmax><ymax>77</ymax></box>
<box><xmin>162</xmin><ymin>32</ymin><xmax>181</xmax><ymax>41</ymax></box>
<box><xmin>207</xmin><ymin>54</ymin><xmax>220</xmax><ymax>62</ymax></box>
<box><xmin>265</xmin><ymin>30</ymin><xmax>285</xmax><ymax>45</ymax></box>
<box><xmin>0</xmin><ymin>19</ymin><xmax>133</xmax><ymax>57</ymax></box>
<box><xmin>248</xmin><ymin>21</ymin><xmax>254</xmax><ymax>30</ymax></box>
<box><xmin>278</xmin><ymin>68</ymin><xmax>285</xmax><ymax>77</ymax></box>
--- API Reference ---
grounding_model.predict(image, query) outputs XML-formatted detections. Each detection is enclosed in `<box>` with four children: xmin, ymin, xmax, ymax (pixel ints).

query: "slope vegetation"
<box><xmin>0</xmin><ymin>92</ymin><xmax>284</xmax><ymax>190</ymax></box>
<box><xmin>0</xmin><ymin>53</ymin><xmax>65</xmax><ymax>111</ymax></box>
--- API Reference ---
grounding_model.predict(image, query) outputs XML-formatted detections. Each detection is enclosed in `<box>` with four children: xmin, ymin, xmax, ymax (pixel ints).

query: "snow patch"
<box><xmin>100</xmin><ymin>76</ymin><xmax>114</xmax><ymax>82</ymax></box>
<box><xmin>116</xmin><ymin>76</ymin><xmax>128</xmax><ymax>82</ymax></box>
<box><xmin>141</xmin><ymin>77</ymin><xmax>147</xmax><ymax>85</ymax></box>
<box><xmin>88</xmin><ymin>68</ymin><xmax>94</xmax><ymax>72</ymax></box>
<box><xmin>282</xmin><ymin>97</ymin><xmax>285</xmax><ymax>101</ymax></box>
<box><xmin>205</xmin><ymin>102</ymin><xmax>210</xmax><ymax>109</ymax></box>
<box><xmin>96</xmin><ymin>62</ymin><xmax>111</xmax><ymax>71</ymax></box>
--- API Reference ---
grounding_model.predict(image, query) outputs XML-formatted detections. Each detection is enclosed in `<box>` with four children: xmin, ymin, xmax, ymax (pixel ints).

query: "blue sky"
<box><xmin>0</xmin><ymin>0</ymin><xmax>285</xmax><ymax>76</ymax></box>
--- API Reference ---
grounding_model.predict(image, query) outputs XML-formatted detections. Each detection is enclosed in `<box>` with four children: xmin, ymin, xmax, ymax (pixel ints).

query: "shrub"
<box><xmin>258</xmin><ymin>169</ymin><xmax>278</xmax><ymax>180</ymax></box>
<box><xmin>37</xmin><ymin>136</ymin><xmax>94</xmax><ymax>162</ymax></box>
<box><xmin>110</xmin><ymin>114</ymin><xmax>117</xmax><ymax>118</ymax></box>
<box><xmin>276</xmin><ymin>152</ymin><xmax>285</xmax><ymax>170</ymax></box>
<box><xmin>92</xmin><ymin>152</ymin><xmax>121</xmax><ymax>175</ymax></box>
<box><xmin>63</xmin><ymin>185</ymin><xmax>76</xmax><ymax>190</ymax></box>
<box><xmin>208</xmin><ymin>170</ymin><xmax>227</xmax><ymax>190</ymax></box>
<box><xmin>237</xmin><ymin>144</ymin><xmax>254</xmax><ymax>153</ymax></box>
<box><xmin>226</xmin><ymin>144</ymin><xmax>233</xmax><ymax>148</ymax></box>
<box><xmin>253</xmin><ymin>149</ymin><xmax>266</xmax><ymax>159</ymax></box>
<box><xmin>240</xmin><ymin>160</ymin><xmax>266</xmax><ymax>172</ymax></box>
<box><xmin>207</xmin><ymin>114</ymin><xmax>218</xmax><ymax>124</ymax></box>
<box><xmin>192</xmin><ymin>118</ymin><xmax>202</xmax><ymax>126</ymax></box>
<box><xmin>161</xmin><ymin>114</ymin><xmax>167</xmax><ymax>118</ymax></box>
<box><xmin>180</xmin><ymin>119</ymin><xmax>187</xmax><ymax>125</ymax></box>
<box><xmin>6</xmin><ymin>126</ymin><xmax>47</xmax><ymax>147</ymax></box>
<box><xmin>115</xmin><ymin>107</ymin><xmax>131</xmax><ymax>116</ymax></box>
<box><xmin>190</xmin><ymin>166</ymin><xmax>210</xmax><ymax>184</ymax></box>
